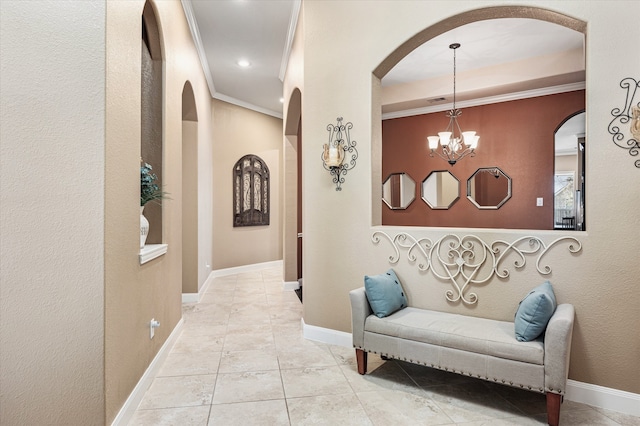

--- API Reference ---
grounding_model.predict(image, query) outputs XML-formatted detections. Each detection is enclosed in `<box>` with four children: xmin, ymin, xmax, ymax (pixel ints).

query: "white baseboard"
<box><xmin>301</xmin><ymin>318</ymin><xmax>352</xmax><ymax>348</ymax></box>
<box><xmin>211</xmin><ymin>259</ymin><xmax>282</xmax><ymax>277</ymax></box>
<box><xmin>182</xmin><ymin>270</ymin><xmax>216</xmax><ymax>304</ymax></box>
<box><xmin>110</xmin><ymin>318</ymin><xmax>184</xmax><ymax>426</ymax></box>
<box><xmin>566</xmin><ymin>379</ymin><xmax>640</xmax><ymax>417</ymax></box>
<box><xmin>182</xmin><ymin>292</ymin><xmax>199</xmax><ymax>303</ymax></box>
<box><xmin>301</xmin><ymin>322</ymin><xmax>640</xmax><ymax>417</ymax></box>
<box><xmin>283</xmin><ymin>280</ymin><xmax>300</xmax><ymax>291</ymax></box>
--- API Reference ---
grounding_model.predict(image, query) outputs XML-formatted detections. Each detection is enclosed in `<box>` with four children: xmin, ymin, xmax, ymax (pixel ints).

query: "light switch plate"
<box><xmin>536</xmin><ymin>197</ymin><xmax>544</xmax><ymax>206</ymax></box>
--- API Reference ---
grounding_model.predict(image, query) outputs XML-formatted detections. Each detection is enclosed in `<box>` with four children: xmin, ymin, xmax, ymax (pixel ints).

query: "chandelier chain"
<box><xmin>452</xmin><ymin>45</ymin><xmax>457</xmax><ymax>111</ymax></box>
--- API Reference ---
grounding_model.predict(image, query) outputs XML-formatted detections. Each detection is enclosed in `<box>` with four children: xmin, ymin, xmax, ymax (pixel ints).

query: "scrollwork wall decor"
<box><xmin>371</xmin><ymin>232</ymin><xmax>582</xmax><ymax>305</ymax></box>
<box><xmin>321</xmin><ymin>117</ymin><xmax>358</xmax><ymax>191</ymax></box>
<box><xmin>608</xmin><ymin>77</ymin><xmax>640</xmax><ymax>168</ymax></box>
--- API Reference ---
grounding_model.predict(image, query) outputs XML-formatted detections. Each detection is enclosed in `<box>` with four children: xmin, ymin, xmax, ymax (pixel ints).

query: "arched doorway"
<box><xmin>182</xmin><ymin>81</ymin><xmax>199</xmax><ymax>295</ymax></box>
<box><xmin>554</xmin><ymin>110</ymin><xmax>586</xmax><ymax>230</ymax></box>
<box><xmin>283</xmin><ymin>88</ymin><xmax>302</xmax><ymax>296</ymax></box>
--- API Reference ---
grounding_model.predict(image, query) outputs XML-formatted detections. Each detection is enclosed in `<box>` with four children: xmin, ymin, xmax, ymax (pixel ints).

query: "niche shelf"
<box><xmin>139</xmin><ymin>243</ymin><xmax>168</xmax><ymax>264</ymax></box>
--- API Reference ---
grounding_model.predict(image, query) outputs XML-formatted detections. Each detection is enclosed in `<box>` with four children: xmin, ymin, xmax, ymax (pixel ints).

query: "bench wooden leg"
<box><xmin>546</xmin><ymin>392</ymin><xmax>562</xmax><ymax>426</ymax></box>
<box><xmin>355</xmin><ymin>349</ymin><xmax>367</xmax><ymax>375</ymax></box>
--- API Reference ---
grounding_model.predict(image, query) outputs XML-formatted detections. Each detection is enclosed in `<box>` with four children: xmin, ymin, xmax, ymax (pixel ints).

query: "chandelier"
<box><xmin>428</xmin><ymin>43</ymin><xmax>479</xmax><ymax>166</ymax></box>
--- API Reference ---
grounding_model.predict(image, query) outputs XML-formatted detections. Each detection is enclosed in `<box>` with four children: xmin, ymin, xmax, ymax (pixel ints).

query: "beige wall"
<box><xmin>556</xmin><ymin>154</ymin><xmax>578</xmax><ymax>174</ymax></box>
<box><xmin>282</xmin><ymin>10</ymin><xmax>305</xmax><ymax>284</ymax></box>
<box><xmin>0</xmin><ymin>1</ymin><xmax>106</xmax><ymax>424</ymax></box>
<box><xmin>104</xmin><ymin>0</ymin><xmax>214</xmax><ymax>423</ymax></box>
<box><xmin>286</xmin><ymin>0</ymin><xmax>640</xmax><ymax>394</ymax></box>
<box><xmin>2</xmin><ymin>0</ymin><xmax>280</xmax><ymax>422</ymax></box>
<box><xmin>212</xmin><ymin>99</ymin><xmax>283</xmax><ymax>270</ymax></box>
<box><xmin>182</xmin><ymin>120</ymin><xmax>199</xmax><ymax>294</ymax></box>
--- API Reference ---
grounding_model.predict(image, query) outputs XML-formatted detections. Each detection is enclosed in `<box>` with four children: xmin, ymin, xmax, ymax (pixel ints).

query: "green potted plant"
<box><xmin>141</xmin><ymin>162</ymin><xmax>166</xmax><ymax>206</ymax></box>
<box><xmin>140</xmin><ymin>162</ymin><xmax>168</xmax><ymax>249</ymax></box>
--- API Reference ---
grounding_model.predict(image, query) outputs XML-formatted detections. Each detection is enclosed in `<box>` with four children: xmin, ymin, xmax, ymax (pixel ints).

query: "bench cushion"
<box><xmin>364</xmin><ymin>307</ymin><xmax>544</xmax><ymax>365</ymax></box>
<box><xmin>514</xmin><ymin>281</ymin><xmax>557</xmax><ymax>342</ymax></box>
<box><xmin>364</xmin><ymin>269</ymin><xmax>407</xmax><ymax>318</ymax></box>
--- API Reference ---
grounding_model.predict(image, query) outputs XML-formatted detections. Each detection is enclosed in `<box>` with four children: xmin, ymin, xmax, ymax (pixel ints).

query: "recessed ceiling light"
<box><xmin>237</xmin><ymin>59</ymin><xmax>251</xmax><ymax>68</ymax></box>
<box><xmin>279</xmin><ymin>97</ymin><xmax>284</xmax><ymax>103</ymax></box>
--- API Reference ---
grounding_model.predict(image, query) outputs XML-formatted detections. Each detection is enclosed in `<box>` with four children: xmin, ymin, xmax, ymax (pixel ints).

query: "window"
<box><xmin>554</xmin><ymin>172</ymin><xmax>575</xmax><ymax>229</ymax></box>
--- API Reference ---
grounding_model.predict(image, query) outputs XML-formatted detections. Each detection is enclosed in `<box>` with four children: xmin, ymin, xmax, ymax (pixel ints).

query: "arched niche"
<box><xmin>182</xmin><ymin>81</ymin><xmax>198</xmax><ymax>294</ymax></box>
<box><xmin>141</xmin><ymin>0</ymin><xmax>165</xmax><ymax>244</ymax></box>
<box><xmin>373</xmin><ymin>6</ymin><xmax>586</xmax><ymax>230</ymax></box>
<box><xmin>182</xmin><ymin>81</ymin><xmax>198</xmax><ymax>121</ymax></box>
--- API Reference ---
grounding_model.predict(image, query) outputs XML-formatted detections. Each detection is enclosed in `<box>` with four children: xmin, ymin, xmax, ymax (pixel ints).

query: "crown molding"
<box><xmin>382</xmin><ymin>82</ymin><xmax>586</xmax><ymax>120</ymax></box>
<box><xmin>279</xmin><ymin>0</ymin><xmax>301</xmax><ymax>82</ymax></box>
<box><xmin>213</xmin><ymin>93</ymin><xmax>283</xmax><ymax>119</ymax></box>
<box><xmin>181</xmin><ymin>0</ymin><xmax>216</xmax><ymax>98</ymax></box>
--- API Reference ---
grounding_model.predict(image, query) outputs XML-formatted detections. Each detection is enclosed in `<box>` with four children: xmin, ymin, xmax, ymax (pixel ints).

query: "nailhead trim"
<box><xmin>356</xmin><ymin>347</ymin><xmax>555</xmax><ymax>395</ymax></box>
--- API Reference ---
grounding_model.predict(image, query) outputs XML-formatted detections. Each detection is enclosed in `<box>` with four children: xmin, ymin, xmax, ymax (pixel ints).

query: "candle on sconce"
<box><xmin>323</xmin><ymin>143</ymin><xmax>344</xmax><ymax>167</ymax></box>
<box><xmin>329</xmin><ymin>145</ymin><xmax>339</xmax><ymax>165</ymax></box>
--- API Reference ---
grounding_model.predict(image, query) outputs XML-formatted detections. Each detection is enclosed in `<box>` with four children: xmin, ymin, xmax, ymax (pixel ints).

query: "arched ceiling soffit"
<box><xmin>376</xmin><ymin>6</ymin><xmax>587</xmax><ymax>115</ymax></box>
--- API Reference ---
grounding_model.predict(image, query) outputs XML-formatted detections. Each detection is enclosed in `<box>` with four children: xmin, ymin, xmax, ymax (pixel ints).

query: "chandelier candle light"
<box><xmin>428</xmin><ymin>43</ymin><xmax>479</xmax><ymax>166</ymax></box>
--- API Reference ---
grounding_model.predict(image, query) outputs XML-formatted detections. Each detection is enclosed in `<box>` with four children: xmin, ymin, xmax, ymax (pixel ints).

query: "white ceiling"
<box><xmin>183</xmin><ymin>0</ymin><xmax>298</xmax><ymax>118</ymax></box>
<box><xmin>183</xmin><ymin>1</ymin><xmax>586</xmax><ymax>137</ymax></box>
<box><xmin>383</xmin><ymin>19</ymin><xmax>584</xmax><ymax>86</ymax></box>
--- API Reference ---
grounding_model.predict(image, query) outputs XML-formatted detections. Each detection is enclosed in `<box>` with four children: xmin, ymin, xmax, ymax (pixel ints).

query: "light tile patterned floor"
<box><xmin>130</xmin><ymin>267</ymin><xmax>640</xmax><ymax>425</ymax></box>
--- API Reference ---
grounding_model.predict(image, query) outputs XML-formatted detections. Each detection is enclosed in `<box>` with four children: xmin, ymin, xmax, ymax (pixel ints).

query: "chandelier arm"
<box><xmin>430</xmin><ymin>149</ymin><xmax>452</xmax><ymax>163</ymax></box>
<box><xmin>428</xmin><ymin>43</ymin><xmax>477</xmax><ymax>166</ymax></box>
<box><xmin>453</xmin><ymin>110</ymin><xmax>463</xmax><ymax>143</ymax></box>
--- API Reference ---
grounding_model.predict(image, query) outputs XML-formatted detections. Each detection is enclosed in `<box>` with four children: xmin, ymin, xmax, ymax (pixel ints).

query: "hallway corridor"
<box><xmin>129</xmin><ymin>267</ymin><xmax>639</xmax><ymax>425</ymax></box>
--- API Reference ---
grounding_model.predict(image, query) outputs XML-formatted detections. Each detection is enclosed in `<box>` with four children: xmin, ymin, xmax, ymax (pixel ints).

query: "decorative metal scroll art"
<box><xmin>233</xmin><ymin>154</ymin><xmax>269</xmax><ymax>227</ymax></box>
<box><xmin>608</xmin><ymin>77</ymin><xmax>640</xmax><ymax>168</ymax></box>
<box><xmin>372</xmin><ymin>232</ymin><xmax>582</xmax><ymax>305</ymax></box>
<box><xmin>321</xmin><ymin>117</ymin><xmax>358</xmax><ymax>191</ymax></box>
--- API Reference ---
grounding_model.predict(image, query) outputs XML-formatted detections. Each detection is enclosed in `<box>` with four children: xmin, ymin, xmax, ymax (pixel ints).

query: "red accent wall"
<box><xmin>382</xmin><ymin>90</ymin><xmax>585</xmax><ymax>229</ymax></box>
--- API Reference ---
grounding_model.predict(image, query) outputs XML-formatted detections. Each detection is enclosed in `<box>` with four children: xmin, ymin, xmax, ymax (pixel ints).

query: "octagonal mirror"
<box><xmin>382</xmin><ymin>172</ymin><xmax>416</xmax><ymax>209</ymax></box>
<box><xmin>421</xmin><ymin>170</ymin><xmax>460</xmax><ymax>209</ymax></box>
<box><xmin>467</xmin><ymin>167</ymin><xmax>512</xmax><ymax>209</ymax></box>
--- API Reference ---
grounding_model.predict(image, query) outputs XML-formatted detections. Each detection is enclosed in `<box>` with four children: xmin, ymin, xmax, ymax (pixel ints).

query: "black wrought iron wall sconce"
<box><xmin>321</xmin><ymin>117</ymin><xmax>358</xmax><ymax>190</ymax></box>
<box><xmin>608</xmin><ymin>77</ymin><xmax>640</xmax><ymax>168</ymax></box>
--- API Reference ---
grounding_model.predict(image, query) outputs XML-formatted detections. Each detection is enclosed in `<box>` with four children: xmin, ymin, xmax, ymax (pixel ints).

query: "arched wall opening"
<box><xmin>554</xmin><ymin>110</ymin><xmax>586</xmax><ymax>231</ymax></box>
<box><xmin>182</xmin><ymin>81</ymin><xmax>199</xmax><ymax>294</ymax></box>
<box><xmin>283</xmin><ymin>88</ymin><xmax>302</xmax><ymax>287</ymax></box>
<box><xmin>371</xmin><ymin>6</ymin><xmax>587</xmax><ymax>228</ymax></box>
<box><xmin>141</xmin><ymin>0</ymin><xmax>165</xmax><ymax>243</ymax></box>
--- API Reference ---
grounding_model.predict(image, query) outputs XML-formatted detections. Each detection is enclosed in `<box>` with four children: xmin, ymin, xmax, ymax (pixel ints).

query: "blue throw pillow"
<box><xmin>364</xmin><ymin>269</ymin><xmax>407</xmax><ymax>318</ymax></box>
<box><xmin>514</xmin><ymin>281</ymin><xmax>557</xmax><ymax>342</ymax></box>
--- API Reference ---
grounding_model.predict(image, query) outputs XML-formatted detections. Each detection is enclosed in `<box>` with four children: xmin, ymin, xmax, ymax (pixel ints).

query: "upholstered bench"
<box><xmin>350</xmin><ymin>283</ymin><xmax>575</xmax><ymax>426</ymax></box>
